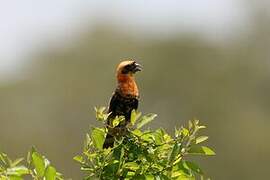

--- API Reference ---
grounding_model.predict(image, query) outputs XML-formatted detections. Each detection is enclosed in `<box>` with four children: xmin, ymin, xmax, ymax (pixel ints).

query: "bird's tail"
<box><xmin>103</xmin><ymin>124</ymin><xmax>129</xmax><ymax>149</ymax></box>
<box><xmin>103</xmin><ymin>133</ymin><xmax>114</xmax><ymax>149</ymax></box>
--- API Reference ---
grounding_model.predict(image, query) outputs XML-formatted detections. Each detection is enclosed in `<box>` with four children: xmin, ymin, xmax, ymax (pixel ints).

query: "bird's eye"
<box><xmin>121</xmin><ymin>65</ymin><xmax>132</xmax><ymax>74</ymax></box>
<box><xmin>121</xmin><ymin>62</ymin><xmax>140</xmax><ymax>74</ymax></box>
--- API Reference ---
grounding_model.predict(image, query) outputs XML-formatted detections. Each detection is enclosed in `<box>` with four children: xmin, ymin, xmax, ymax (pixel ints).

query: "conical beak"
<box><xmin>134</xmin><ymin>62</ymin><xmax>143</xmax><ymax>72</ymax></box>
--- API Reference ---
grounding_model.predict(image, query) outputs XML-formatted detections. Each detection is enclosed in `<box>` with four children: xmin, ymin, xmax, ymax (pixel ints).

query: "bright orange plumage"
<box><xmin>116</xmin><ymin>60</ymin><xmax>140</xmax><ymax>97</ymax></box>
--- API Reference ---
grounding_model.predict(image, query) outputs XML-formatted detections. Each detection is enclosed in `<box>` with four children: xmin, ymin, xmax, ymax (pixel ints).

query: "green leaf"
<box><xmin>195</xmin><ymin>136</ymin><xmax>208</xmax><ymax>144</ymax></box>
<box><xmin>119</xmin><ymin>146</ymin><xmax>125</xmax><ymax>169</ymax></box>
<box><xmin>91</xmin><ymin>128</ymin><xmax>106</xmax><ymax>150</ymax></box>
<box><xmin>32</xmin><ymin>151</ymin><xmax>46</xmax><ymax>177</ymax></box>
<box><xmin>126</xmin><ymin>171</ymin><xmax>136</xmax><ymax>178</ymax></box>
<box><xmin>194</xmin><ymin>119</ymin><xmax>200</xmax><ymax>126</ymax></box>
<box><xmin>112</xmin><ymin>116</ymin><xmax>125</xmax><ymax>127</ymax></box>
<box><xmin>0</xmin><ymin>153</ymin><xmax>11</xmax><ymax>168</ymax></box>
<box><xmin>130</xmin><ymin>110</ymin><xmax>141</xmax><ymax>126</ymax></box>
<box><xmin>144</xmin><ymin>174</ymin><xmax>155</xmax><ymax>180</ymax></box>
<box><xmin>124</xmin><ymin>162</ymin><xmax>139</xmax><ymax>171</ymax></box>
<box><xmin>56</xmin><ymin>172</ymin><xmax>63</xmax><ymax>179</ymax></box>
<box><xmin>132</xmin><ymin>129</ymin><xmax>143</xmax><ymax>137</ymax></box>
<box><xmin>11</xmin><ymin>158</ymin><xmax>24</xmax><ymax>167</ymax></box>
<box><xmin>9</xmin><ymin>176</ymin><xmax>23</xmax><ymax>180</ymax></box>
<box><xmin>181</xmin><ymin>127</ymin><xmax>189</xmax><ymax>136</ymax></box>
<box><xmin>163</xmin><ymin>132</ymin><xmax>173</xmax><ymax>143</ymax></box>
<box><xmin>158</xmin><ymin>174</ymin><xmax>171</xmax><ymax>180</ymax></box>
<box><xmin>6</xmin><ymin>166</ymin><xmax>29</xmax><ymax>176</ymax></box>
<box><xmin>73</xmin><ymin>155</ymin><xmax>84</xmax><ymax>164</ymax></box>
<box><xmin>137</xmin><ymin>113</ymin><xmax>157</xmax><ymax>129</ymax></box>
<box><xmin>26</xmin><ymin>151</ymin><xmax>31</xmax><ymax>165</ymax></box>
<box><xmin>171</xmin><ymin>169</ymin><xmax>182</xmax><ymax>178</ymax></box>
<box><xmin>175</xmin><ymin>175</ymin><xmax>195</xmax><ymax>180</ymax></box>
<box><xmin>141</xmin><ymin>132</ymin><xmax>155</xmax><ymax>143</ymax></box>
<box><xmin>45</xmin><ymin>165</ymin><xmax>57</xmax><ymax>180</ymax></box>
<box><xmin>184</xmin><ymin>161</ymin><xmax>203</xmax><ymax>175</ymax></box>
<box><xmin>84</xmin><ymin>133</ymin><xmax>93</xmax><ymax>151</ymax></box>
<box><xmin>174</xmin><ymin>161</ymin><xmax>192</xmax><ymax>177</ymax></box>
<box><xmin>198</xmin><ymin>125</ymin><xmax>206</xmax><ymax>129</ymax></box>
<box><xmin>103</xmin><ymin>160</ymin><xmax>120</xmax><ymax>177</ymax></box>
<box><xmin>168</xmin><ymin>143</ymin><xmax>180</xmax><ymax>165</ymax></box>
<box><xmin>188</xmin><ymin>146</ymin><xmax>215</xmax><ymax>155</ymax></box>
<box><xmin>153</xmin><ymin>129</ymin><xmax>163</xmax><ymax>145</ymax></box>
<box><xmin>95</xmin><ymin>106</ymin><xmax>108</xmax><ymax>122</ymax></box>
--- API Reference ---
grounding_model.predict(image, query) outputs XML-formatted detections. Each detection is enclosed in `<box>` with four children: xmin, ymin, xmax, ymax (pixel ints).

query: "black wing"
<box><xmin>104</xmin><ymin>91</ymin><xmax>138</xmax><ymax>148</ymax></box>
<box><xmin>107</xmin><ymin>91</ymin><xmax>138</xmax><ymax>123</ymax></box>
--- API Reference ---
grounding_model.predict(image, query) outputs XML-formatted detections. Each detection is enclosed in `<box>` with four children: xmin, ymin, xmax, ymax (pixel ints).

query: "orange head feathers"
<box><xmin>116</xmin><ymin>60</ymin><xmax>142</xmax><ymax>97</ymax></box>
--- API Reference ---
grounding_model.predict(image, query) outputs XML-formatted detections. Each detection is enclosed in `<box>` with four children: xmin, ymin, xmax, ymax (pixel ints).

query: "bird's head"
<box><xmin>116</xmin><ymin>60</ymin><xmax>143</xmax><ymax>77</ymax></box>
<box><xmin>116</xmin><ymin>59</ymin><xmax>142</xmax><ymax>96</ymax></box>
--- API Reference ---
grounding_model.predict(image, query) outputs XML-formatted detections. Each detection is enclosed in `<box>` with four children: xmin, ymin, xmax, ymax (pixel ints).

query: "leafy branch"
<box><xmin>0</xmin><ymin>107</ymin><xmax>215</xmax><ymax>180</ymax></box>
<box><xmin>0</xmin><ymin>147</ymin><xmax>63</xmax><ymax>180</ymax></box>
<box><xmin>74</xmin><ymin>107</ymin><xmax>215</xmax><ymax>180</ymax></box>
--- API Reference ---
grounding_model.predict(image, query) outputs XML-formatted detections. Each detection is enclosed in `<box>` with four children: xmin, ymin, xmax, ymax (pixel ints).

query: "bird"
<box><xmin>103</xmin><ymin>60</ymin><xmax>142</xmax><ymax>148</ymax></box>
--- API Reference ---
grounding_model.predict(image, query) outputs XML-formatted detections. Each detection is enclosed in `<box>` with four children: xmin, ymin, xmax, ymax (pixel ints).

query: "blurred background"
<box><xmin>1</xmin><ymin>1</ymin><xmax>270</xmax><ymax>179</ymax></box>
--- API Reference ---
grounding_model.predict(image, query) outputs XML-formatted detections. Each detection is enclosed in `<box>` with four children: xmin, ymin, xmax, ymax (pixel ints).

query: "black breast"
<box><xmin>108</xmin><ymin>90</ymin><xmax>139</xmax><ymax>124</ymax></box>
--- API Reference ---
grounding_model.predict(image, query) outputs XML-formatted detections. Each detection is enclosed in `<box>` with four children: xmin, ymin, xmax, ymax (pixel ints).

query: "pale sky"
<box><xmin>0</xmin><ymin>0</ymin><xmax>250</xmax><ymax>81</ymax></box>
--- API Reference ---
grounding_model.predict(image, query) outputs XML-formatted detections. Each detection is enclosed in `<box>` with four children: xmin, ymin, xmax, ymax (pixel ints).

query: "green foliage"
<box><xmin>0</xmin><ymin>147</ymin><xmax>63</xmax><ymax>180</ymax></box>
<box><xmin>74</xmin><ymin>107</ymin><xmax>215</xmax><ymax>180</ymax></box>
<box><xmin>0</xmin><ymin>106</ymin><xmax>215</xmax><ymax>179</ymax></box>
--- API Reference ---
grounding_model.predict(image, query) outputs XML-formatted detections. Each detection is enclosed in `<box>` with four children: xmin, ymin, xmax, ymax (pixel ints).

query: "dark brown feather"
<box><xmin>103</xmin><ymin>90</ymin><xmax>139</xmax><ymax>148</ymax></box>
